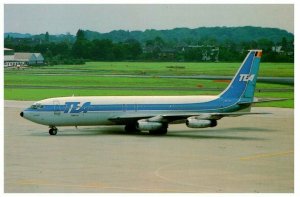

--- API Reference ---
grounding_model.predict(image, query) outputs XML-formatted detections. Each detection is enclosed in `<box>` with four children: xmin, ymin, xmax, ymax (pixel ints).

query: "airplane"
<box><xmin>20</xmin><ymin>50</ymin><xmax>274</xmax><ymax>136</ymax></box>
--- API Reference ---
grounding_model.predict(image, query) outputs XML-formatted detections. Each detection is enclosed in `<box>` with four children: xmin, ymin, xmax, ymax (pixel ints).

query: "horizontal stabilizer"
<box><xmin>238</xmin><ymin>97</ymin><xmax>289</xmax><ymax>104</ymax></box>
<box><xmin>199</xmin><ymin>112</ymin><xmax>271</xmax><ymax>120</ymax></box>
<box><xmin>253</xmin><ymin>97</ymin><xmax>289</xmax><ymax>103</ymax></box>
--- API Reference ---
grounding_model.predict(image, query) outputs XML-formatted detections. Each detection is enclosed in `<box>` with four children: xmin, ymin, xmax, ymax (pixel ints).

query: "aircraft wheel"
<box><xmin>125</xmin><ymin>124</ymin><xmax>140</xmax><ymax>133</ymax></box>
<box><xmin>49</xmin><ymin>128</ymin><xmax>58</xmax><ymax>135</ymax></box>
<box><xmin>210</xmin><ymin>120</ymin><xmax>217</xmax><ymax>127</ymax></box>
<box><xmin>149</xmin><ymin>128</ymin><xmax>168</xmax><ymax>135</ymax></box>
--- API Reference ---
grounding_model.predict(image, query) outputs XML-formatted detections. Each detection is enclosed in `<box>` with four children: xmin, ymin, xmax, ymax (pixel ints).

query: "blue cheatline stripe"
<box><xmin>24</xmin><ymin>97</ymin><xmax>243</xmax><ymax>113</ymax></box>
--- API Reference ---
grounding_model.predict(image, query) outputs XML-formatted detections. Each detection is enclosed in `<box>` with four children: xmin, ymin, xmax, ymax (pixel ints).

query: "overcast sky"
<box><xmin>4</xmin><ymin>4</ymin><xmax>294</xmax><ymax>35</ymax></box>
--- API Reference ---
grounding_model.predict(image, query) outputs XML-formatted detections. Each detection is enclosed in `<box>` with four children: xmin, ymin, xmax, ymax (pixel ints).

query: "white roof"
<box><xmin>34</xmin><ymin>53</ymin><xmax>44</xmax><ymax>60</ymax></box>
<box><xmin>14</xmin><ymin>53</ymin><xmax>36</xmax><ymax>61</ymax></box>
<box><xmin>4</xmin><ymin>55</ymin><xmax>15</xmax><ymax>61</ymax></box>
<box><xmin>4</xmin><ymin>52</ymin><xmax>44</xmax><ymax>62</ymax></box>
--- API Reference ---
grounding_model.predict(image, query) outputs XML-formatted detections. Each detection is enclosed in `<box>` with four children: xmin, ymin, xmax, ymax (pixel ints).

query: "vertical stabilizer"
<box><xmin>219</xmin><ymin>50</ymin><xmax>262</xmax><ymax>103</ymax></box>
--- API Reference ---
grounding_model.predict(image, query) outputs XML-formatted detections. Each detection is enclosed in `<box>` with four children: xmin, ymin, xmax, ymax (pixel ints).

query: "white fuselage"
<box><xmin>23</xmin><ymin>95</ymin><xmax>219</xmax><ymax>126</ymax></box>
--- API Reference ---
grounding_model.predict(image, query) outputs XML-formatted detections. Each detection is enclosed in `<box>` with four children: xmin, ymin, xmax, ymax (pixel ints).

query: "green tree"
<box><xmin>281</xmin><ymin>37</ymin><xmax>287</xmax><ymax>51</ymax></box>
<box><xmin>76</xmin><ymin>29</ymin><xmax>85</xmax><ymax>41</ymax></box>
<box><xmin>72</xmin><ymin>29</ymin><xmax>88</xmax><ymax>58</ymax></box>
<box><xmin>4</xmin><ymin>35</ymin><xmax>14</xmax><ymax>49</ymax></box>
<box><xmin>45</xmin><ymin>32</ymin><xmax>50</xmax><ymax>42</ymax></box>
<box><xmin>123</xmin><ymin>39</ymin><xmax>142</xmax><ymax>60</ymax></box>
<box><xmin>90</xmin><ymin>39</ymin><xmax>114</xmax><ymax>60</ymax></box>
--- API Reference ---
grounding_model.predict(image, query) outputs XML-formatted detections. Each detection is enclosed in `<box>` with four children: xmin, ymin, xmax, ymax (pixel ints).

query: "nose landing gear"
<box><xmin>49</xmin><ymin>126</ymin><xmax>58</xmax><ymax>135</ymax></box>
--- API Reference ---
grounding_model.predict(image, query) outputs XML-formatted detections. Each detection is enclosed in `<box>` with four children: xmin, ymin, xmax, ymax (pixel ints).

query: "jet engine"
<box><xmin>186</xmin><ymin>117</ymin><xmax>217</xmax><ymax>128</ymax></box>
<box><xmin>137</xmin><ymin>120</ymin><xmax>163</xmax><ymax>131</ymax></box>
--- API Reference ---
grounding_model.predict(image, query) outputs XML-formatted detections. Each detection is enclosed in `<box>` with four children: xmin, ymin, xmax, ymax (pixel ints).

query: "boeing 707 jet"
<box><xmin>21</xmin><ymin>50</ymin><xmax>273</xmax><ymax>135</ymax></box>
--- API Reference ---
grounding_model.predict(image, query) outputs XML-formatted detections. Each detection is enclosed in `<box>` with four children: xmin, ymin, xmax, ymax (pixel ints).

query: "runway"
<box><xmin>4</xmin><ymin>100</ymin><xmax>294</xmax><ymax>192</ymax></box>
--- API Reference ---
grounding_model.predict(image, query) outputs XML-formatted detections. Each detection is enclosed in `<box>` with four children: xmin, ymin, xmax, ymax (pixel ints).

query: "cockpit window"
<box><xmin>30</xmin><ymin>105</ymin><xmax>37</xmax><ymax>109</ymax></box>
<box><xmin>30</xmin><ymin>103</ymin><xmax>44</xmax><ymax>110</ymax></box>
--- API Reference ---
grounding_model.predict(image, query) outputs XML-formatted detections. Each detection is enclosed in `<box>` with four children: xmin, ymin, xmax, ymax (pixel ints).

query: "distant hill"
<box><xmin>5</xmin><ymin>26</ymin><xmax>294</xmax><ymax>44</ymax></box>
<box><xmin>4</xmin><ymin>32</ymin><xmax>76</xmax><ymax>43</ymax></box>
<box><xmin>5</xmin><ymin>32</ymin><xmax>32</xmax><ymax>38</ymax></box>
<box><xmin>83</xmin><ymin>26</ymin><xmax>293</xmax><ymax>43</ymax></box>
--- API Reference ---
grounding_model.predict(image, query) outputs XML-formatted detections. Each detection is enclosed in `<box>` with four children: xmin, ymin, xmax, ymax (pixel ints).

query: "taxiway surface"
<box><xmin>4</xmin><ymin>100</ymin><xmax>294</xmax><ymax>192</ymax></box>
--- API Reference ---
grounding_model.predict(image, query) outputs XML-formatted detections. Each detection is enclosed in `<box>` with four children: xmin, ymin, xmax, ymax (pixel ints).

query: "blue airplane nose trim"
<box><xmin>20</xmin><ymin>111</ymin><xmax>24</xmax><ymax>117</ymax></box>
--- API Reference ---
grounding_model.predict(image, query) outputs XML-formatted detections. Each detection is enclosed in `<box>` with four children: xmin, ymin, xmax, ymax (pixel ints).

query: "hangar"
<box><xmin>4</xmin><ymin>48</ymin><xmax>44</xmax><ymax>67</ymax></box>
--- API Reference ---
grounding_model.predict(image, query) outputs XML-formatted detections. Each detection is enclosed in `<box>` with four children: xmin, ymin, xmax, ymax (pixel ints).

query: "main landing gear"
<box><xmin>149</xmin><ymin>127</ymin><xmax>168</xmax><ymax>135</ymax></box>
<box><xmin>49</xmin><ymin>126</ymin><xmax>58</xmax><ymax>135</ymax></box>
<box><xmin>124</xmin><ymin>123</ymin><xmax>168</xmax><ymax>135</ymax></box>
<box><xmin>124</xmin><ymin>124</ymin><xmax>141</xmax><ymax>134</ymax></box>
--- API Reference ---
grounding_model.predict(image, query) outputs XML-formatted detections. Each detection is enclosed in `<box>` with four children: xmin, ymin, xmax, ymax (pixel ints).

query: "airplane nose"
<box><xmin>20</xmin><ymin>111</ymin><xmax>24</xmax><ymax>117</ymax></box>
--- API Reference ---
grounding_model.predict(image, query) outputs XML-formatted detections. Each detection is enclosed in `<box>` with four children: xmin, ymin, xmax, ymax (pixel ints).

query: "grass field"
<box><xmin>5</xmin><ymin>62</ymin><xmax>294</xmax><ymax>77</ymax></box>
<box><xmin>4</xmin><ymin>88</ymin><xmax>293</xmax><ymax>108</ymax></box>
<box><xmin>4</xmin><ymin>61</ymin><xmax>294</xmax><ymax>108</ymax></box>
<box><xmin>4</xmin><ymin>74</ymin><xmax>293</xmax><ymax>89</ymax></box>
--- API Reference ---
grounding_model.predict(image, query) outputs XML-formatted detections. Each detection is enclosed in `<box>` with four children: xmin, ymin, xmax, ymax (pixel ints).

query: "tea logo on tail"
<box><xmin>239</xmin><ymin>74</ymin><xmax>255</xmax><ymax>82</ymax></box>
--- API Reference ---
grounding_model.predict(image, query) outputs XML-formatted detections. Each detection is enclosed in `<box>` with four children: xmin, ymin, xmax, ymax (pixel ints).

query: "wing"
<box><xmin>108</xmin><ymin>112</ymin><xmax>270</xmax><ymax>124</ymax></box>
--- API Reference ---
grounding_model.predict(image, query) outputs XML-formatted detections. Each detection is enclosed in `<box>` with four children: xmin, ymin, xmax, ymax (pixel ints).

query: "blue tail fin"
<box><xmin>219</xmin><ymin>50</ymin><xmax>262</xmax><ymax>103</ymax></box>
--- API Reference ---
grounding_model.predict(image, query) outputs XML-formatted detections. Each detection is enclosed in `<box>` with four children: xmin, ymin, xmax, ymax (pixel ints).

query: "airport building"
<box><xmin>4</xmin><ymin>48</ymin><xmax>44</xmax><ymax>67</ymax></box>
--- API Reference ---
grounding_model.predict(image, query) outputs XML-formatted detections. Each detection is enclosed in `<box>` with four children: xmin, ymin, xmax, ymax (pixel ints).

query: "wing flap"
<box><xmin>108</xmin><ymin>115</ymin><xmax>153</xmax><ymax>124</ymax></box>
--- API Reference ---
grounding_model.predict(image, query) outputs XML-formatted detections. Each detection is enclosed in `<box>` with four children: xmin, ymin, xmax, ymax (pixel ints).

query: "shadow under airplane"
<box><xmin>30</xmin><ymin>126</ymin><xmax>267</xmax><ymax>141</ymax></box>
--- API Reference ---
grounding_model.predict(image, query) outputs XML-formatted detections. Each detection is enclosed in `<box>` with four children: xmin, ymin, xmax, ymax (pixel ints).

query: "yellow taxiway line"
<box><xmin>240</xmin><ymin>150</ymin><xmax>293</xmax><ymax>161</ymax></box>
